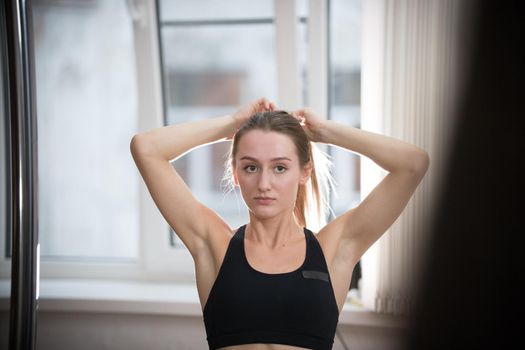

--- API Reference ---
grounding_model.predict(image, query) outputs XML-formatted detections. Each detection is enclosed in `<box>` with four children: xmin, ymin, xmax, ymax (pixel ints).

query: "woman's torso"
<box><xmin>194</xmin><ymin>225</ymin><xmax>350</xmax><ymax>350</ymax></box>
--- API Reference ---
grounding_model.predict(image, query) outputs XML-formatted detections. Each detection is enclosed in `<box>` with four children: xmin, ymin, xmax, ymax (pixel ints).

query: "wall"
<box><xmin>0</xmin><ymin>310</ymin><xmax>406</xmax><ymax>350</ymax></box>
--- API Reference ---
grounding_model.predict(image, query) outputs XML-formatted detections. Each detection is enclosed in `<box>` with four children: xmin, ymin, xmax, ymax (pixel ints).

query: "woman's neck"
<box><xmin>246</xmin><ymin>214</ymin><xmax>303</xmax><ymax>250</ymax></box>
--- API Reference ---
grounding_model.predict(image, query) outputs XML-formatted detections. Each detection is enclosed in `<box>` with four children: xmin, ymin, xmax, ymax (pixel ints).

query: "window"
<box><xmin>329</xmin><ymin>0</ymin><xmax>362</xmax><ymax>217</ymax></box>
<box><xmin>1</xmin><ymin>0</ymin><xmax>361</xmax><ymax>285</ymax></box>
<box><xmin>328</xmin><ymin>0</ymin><xmax>362</xmax><ymax>295</ymax></box>
<box><xmin>33</xmin><ymin>0</ymin><xmax>139</xmax><ymax>262</ymax></box>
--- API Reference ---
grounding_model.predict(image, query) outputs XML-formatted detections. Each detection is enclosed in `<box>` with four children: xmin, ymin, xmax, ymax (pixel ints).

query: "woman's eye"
<box><xmin>275</xmin><ymin>165</ymin><xmax>287</xmax><ymax>173</ymax></box>
<box><xmin>244</xmin><ymin>165</ymin><xmax>258</xmax><ymax>173</ymax></box>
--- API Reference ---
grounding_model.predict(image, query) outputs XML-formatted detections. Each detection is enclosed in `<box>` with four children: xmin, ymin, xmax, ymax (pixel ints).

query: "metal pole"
<box><xmin>5</xmin><ymin>0</ymin><xmax>39</xmax><ymax>349</ymax></box>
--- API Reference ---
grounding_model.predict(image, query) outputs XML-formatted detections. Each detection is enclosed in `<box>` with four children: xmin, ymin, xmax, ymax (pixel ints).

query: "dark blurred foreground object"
<box><xmin>406</xmin><ymin>0</ymin><xmax>523</xmax><ymax>349</ymax></box>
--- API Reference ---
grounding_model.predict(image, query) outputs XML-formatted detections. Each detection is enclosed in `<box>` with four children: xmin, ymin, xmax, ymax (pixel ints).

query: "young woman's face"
<box><xmin>233</xmin><ymin>130</ymin><xmax>311</xmax><ymax>220</ymax></box>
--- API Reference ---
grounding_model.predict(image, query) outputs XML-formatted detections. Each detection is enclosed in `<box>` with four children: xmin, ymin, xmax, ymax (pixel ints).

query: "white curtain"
<box><xmin>360</xmin><ymin>0</ymin><xmax>474</xmax><ymax>314</ymax></box>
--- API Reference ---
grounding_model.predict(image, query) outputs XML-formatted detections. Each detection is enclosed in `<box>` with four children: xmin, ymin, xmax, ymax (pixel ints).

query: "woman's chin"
<box><xmin>248</xmin><ymin>206</ymin><xmax>279</xmax><ymax>219</ymax></box>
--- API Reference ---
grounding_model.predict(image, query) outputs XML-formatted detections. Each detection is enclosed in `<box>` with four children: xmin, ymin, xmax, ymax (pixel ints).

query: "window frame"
<box><xmin>0</xmin><ymin>0</ymin><xmax>336</xmax><ymax>285</ymax></box>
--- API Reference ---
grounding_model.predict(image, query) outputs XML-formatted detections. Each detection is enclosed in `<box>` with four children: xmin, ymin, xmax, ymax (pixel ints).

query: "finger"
<box><xmin>258</xmin><ymin>98</ymin><xmax>268</xmax><ymax>112</ymax></box>
<box><xmin>292</xmin><ymin>110</ymin><xmax>303</xmax><ymax>119</ymax></box>
<box><xmin>293</xmin><ymin>111</ymin><xmax>302</xmax><ymax>120</ymax></box>
<box><xmin>292</xmin><ymin>114</ymin><xmax>303</xmax><ymax>123</ymax></box>
<box><xmin>259</xmin><ymin>97</ymin><xmax>266</xmax><ymax>109</ymax></box>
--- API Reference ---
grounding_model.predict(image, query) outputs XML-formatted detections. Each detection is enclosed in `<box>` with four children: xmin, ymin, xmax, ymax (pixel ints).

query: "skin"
<box><xmin>233</xmin><ymin>129</ymin><xmax>312</xmax><ymax>253</ymax></box>
<box><xmin>130</xmin><ymin>97</ymin><xmax>429</xmax><ymax>350</ymax></box>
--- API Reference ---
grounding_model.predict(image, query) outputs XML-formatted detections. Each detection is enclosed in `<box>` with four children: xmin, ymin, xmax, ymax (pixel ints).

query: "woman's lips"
<box><xmin>254</xmin><ymin>197</ymin><xmax>275</xmax><ymax>205</ymax></box>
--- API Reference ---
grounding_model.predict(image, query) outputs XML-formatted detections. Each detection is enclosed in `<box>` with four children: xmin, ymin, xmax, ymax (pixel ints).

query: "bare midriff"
<box><xmin>217</xmin><ymin>344</ymin><xmax>312</xmax><ymax>350</ymax></box>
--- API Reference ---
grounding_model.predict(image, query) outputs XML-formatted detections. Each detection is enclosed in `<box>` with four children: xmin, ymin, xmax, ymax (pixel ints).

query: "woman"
<box><xmin>130</xmin><ymin>97</ymin><xmax>429</xmax><ymax>350</ymax></box>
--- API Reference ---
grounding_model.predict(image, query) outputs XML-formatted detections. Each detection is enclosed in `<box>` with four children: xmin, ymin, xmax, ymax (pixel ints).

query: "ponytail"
<box><xmin>294</xmin><ymin>142</ymin><xmax>334</xmax><ymax>232</ymax></box>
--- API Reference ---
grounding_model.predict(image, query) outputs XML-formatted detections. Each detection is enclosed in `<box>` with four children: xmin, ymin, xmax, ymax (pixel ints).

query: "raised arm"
<box><xmin>130</xmin><ymin>98</ymin><xmax>275</xmax><ymax>256</ymax></box>
<box><xmin>291</xmin><ymin>108</ymin><xmax>429</xmax><ymax>265</ymax></box>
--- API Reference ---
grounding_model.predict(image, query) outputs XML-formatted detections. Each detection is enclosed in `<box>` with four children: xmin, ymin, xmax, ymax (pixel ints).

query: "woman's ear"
<box><xmin>299</xmin><ymin>161</ymin><xmax>313</xmax><ymax>185</ymax></box>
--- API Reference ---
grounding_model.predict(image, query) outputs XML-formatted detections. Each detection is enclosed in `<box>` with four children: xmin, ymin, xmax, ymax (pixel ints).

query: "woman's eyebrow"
<box><xmin>239</xmin><ymin>156</ymin><xmax>292</xmax><ymax>162</ymax></box>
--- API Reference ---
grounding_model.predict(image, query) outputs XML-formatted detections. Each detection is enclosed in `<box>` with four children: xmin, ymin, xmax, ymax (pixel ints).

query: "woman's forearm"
<box><xmin>132</xmin><ymin>115</ymin><xmax>236</xmax><ymax>161</ymax></box>
<box><xmin>317</xmin><ymin>120</ymin><xmax>429</xmax><ymax>173</ymax></box>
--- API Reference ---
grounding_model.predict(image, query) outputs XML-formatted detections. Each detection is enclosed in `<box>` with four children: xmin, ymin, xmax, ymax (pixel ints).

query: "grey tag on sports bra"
<box><xmin>301</xmin><ymin>270</ymin><xmax>329</xmax><ymax>282</ymax></box>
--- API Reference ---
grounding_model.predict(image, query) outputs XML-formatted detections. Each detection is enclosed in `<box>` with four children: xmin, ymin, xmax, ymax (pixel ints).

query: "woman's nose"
<box><xmin>257</xmin><ymin>170</ymin><xmax>271</xmax><ymax>192</ymax></box>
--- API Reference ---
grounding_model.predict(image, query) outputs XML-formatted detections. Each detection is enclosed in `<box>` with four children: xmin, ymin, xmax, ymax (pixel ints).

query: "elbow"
<box><xmin>130</xmin><ymin>134</ymin><xmax>154</xmax><ymax>157</ymax></box>
<box><xmin>411</xmin><ymin>149</ymin><xmax>430</xmax><ymax>175</ymax></box>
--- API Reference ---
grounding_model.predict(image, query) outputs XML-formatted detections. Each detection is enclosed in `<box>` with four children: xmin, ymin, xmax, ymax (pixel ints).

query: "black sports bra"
<box><xmin>202</xmin><ymin>224</ymin><xmax>339</xmax><ymax>350</ymax></box>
